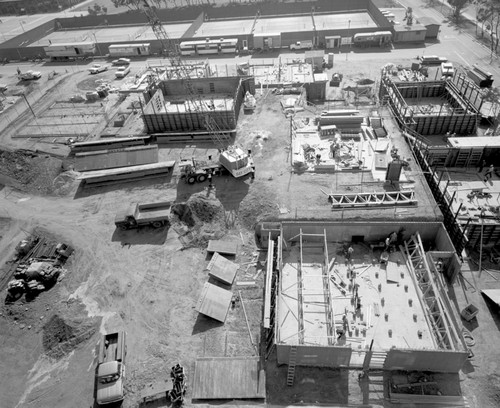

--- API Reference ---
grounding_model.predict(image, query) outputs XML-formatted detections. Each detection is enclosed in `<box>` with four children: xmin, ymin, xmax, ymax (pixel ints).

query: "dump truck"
<box><xmin>114</xmin><ymin>201</ymin><xmax>171</xmax><ymax>230</ymax></box>
<box><xmin>179</xmin><ymin>147</ymin><xmax>255</xmax><ymax>184</ymax></box>
<box><xmin>96</xmin><ymin>331</ymin><xmax>126</xmax><ymax>406</ymax></box>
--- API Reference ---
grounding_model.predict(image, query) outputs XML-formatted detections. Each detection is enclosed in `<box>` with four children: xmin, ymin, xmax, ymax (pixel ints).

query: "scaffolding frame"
<box><xmin>283</xmin><ymin>229</ymin><xmax>337</xmax><ymax>346</ymax></box>
<box><xmin>403</xmin><ymin>233</ymin><xmax>461</xmax><ymax>350</ymax></box>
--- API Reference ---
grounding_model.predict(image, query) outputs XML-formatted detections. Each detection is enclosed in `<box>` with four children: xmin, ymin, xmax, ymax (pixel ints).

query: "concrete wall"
<box><xmin>0</xmin><ymin>20</ymin><xmax>55</xmax><ymax>60</ymax></box>
<box><xmin>253</xmin><ymin>34</ymin><xmax>281</xmax><ymax>50</ymax></box>
<box><xmin>277</xmin><ymin>344</ymin><xmax>352</xmax><ymax>367</ymax></box>
<box><xmin>160</xmin><ymin>76</ymin><xmax>240</xmax><ymax>96</ymax></box>
<box><xmin>279</xmin><ymin>221</ymin><xmax>451</xmax><ymax>249</ymax></box>
<box><xmin>281</xmin><ymin>30</ymin><xmax>316</xmax><ymax>48</ymax></box>
<box><xmin>385</xmin><ymin>349</ymin><xmax>468</xmax><ymax>373</ymax></box>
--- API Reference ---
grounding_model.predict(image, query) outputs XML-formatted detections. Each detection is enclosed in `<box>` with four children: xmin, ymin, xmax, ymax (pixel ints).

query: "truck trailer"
<box><xmin>43</xmin><ymin>42</ymin><xmax>96</xmax><ymax>61</ymax></box>
<box><xmin>96</xmin><ymin>332</ymin><xmax>126</xmax><ymax>406</ymax></box>
<box><xmin>108</xmin><ymin>43</ymin><xmax>150</xmax><ymax>57</ymax></box>
<box><xmin>114</xmin><ymin>201</ymin><xmax>172</xmax><ymax>230</ymax></box>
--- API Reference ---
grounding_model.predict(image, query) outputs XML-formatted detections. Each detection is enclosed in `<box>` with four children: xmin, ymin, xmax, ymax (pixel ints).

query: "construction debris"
<box><xmin>5</xmin><ymin>234</ymin><xmax>73</xmax><ymax>302</ymax></box>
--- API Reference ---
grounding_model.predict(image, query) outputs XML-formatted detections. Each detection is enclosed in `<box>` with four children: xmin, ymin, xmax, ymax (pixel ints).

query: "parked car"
<box><xmin>419</xmin><ymin>55</ymin><xmax>447</xmax><ymax>65</ymax></box>
<box><xmin>18</xmin><ymin>70</ymin><xmax>42</xmax><ymax>80</ymax></box>
<box><xmin>441</xmin><ymin>62</ymin><xmax>454</xmax><ymax>77</ymax></box>
<box><xmin>115</xmin><ymin>66</ymin><xmax>131</xmax><ymax>78</ymax></box>
<box><xmin>111</xmin><ymin>58</ymin><xmax>131</xmax><ymax>66</ymax></box>
<box><xmin>89</xmin><ymin>64</ymin><xmax>108</xmax><ymax>74</ymax></box>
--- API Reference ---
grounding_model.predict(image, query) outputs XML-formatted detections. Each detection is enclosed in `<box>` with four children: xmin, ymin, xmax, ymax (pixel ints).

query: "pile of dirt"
<box><xmin>0</xmin><ymin>149</ymin><xmax>62</xmax><ymax>195</ymax></box>
<box><xmin>171</xmin><ymin>192</ymin><xmax>227</xmax><ymax>248</ymax></box>
<box><xmin>42</xmin><ymin>314</ymin><xmax>97</xmax><ymax>359</ymax></box>
<box><xmin>186</xmin><ymin>193</ymin><xmax>225</xmax><ymax>223</ymax></box>
<box><xmin>238</xmin><ymin>181</ymin><xmax>280</xmax><ymax>228</ymax></box>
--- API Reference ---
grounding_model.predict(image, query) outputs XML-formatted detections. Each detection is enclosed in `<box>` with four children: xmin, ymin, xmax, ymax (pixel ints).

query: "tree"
<box><xmin>447</xmin><ymin>0</ymin><xmax>469</xmax><ymax>21</ymax></box>
<box><xmin>111</xmin><ymin>0</ymin><xmax>143</xmax><ymax>10</ymax></box>
<box><xmin>475</xmin><ymin>0</ymin><xmax>500</xmax><ymax>54</ymax></box>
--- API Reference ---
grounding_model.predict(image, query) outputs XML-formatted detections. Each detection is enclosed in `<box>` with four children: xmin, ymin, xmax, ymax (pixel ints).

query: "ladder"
<box><xmin>286</xmin><ymin>346</ymin><xmax>297</xmax><ymax>386</ymax></box>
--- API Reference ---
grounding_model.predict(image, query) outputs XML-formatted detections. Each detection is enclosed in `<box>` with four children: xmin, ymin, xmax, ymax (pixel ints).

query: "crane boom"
<box><xmin>139</xmin><ymin>0</ymin><xmax>254</xmax><ymax>178</ymax></box>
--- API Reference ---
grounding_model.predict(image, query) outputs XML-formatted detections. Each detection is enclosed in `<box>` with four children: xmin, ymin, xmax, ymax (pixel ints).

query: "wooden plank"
<box><xmin>264</xmin><ymin>239</ymin><xmax>275</xmax><ymax>329</ymax></box>
<box><xmin>196</xmin><ymin>282</ymin><xmax>232</xmax><ymax>323</ymax></box>
<box><xmin>385</xmin><ymin>262</ymin><xmax>400</xmax><ymax>284</ymax></box>
<box><xmin>141</xmin><ymin>380</ymin><xmax>172</xmax><ymax>403</ymax></box>
<box><xmin>206</xmin><ymin>252</ymin><xmax>238</xmax><ymax>286</ymax></box>
<box><xmin>389</xmin><ymin>392</ymin><xmax>467</xmax><ymax>405</ymax></box>
<box><xmin>207</xmin><ymin>240</ymin><xmax>238</xmax><ymax>256</ymax></box>
<box><xmin>192</xmin><ymin>357</ymin><xmax>265</xmax><ymax>400</ymax></box>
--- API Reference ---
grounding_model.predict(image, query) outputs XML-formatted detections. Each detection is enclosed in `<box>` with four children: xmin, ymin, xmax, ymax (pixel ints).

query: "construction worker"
<box><xmin>478</xmin><ymin>159</ymin><xmax>486</xmax><ymax>173</ymax></box>
<box><xmin>484</xmin><ymin>165</ymin><xmax>495</xmax><ymax>182</ymax></box>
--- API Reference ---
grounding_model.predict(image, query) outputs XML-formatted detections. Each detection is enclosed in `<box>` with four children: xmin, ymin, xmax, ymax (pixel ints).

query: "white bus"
<box><xmin>179</xmin><ymin>38</ymin><xmax>238</xmax><ymax>56</ymax></box>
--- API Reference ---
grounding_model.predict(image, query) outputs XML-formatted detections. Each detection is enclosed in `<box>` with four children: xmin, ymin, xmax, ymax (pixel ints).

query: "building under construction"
<box><xmin>259</xmin><ymin>221</ymin><xmax>468</xmax><ymax>379</ymax></box>
<box><xmin>380</xmin><ymin>73</ymin><xmax>482</xmax><ymax>136</ymax></box>
<box><xmin>141</xmin><ymin>76</ymin><xmax>255</xmax><ymax>139</ymax></box>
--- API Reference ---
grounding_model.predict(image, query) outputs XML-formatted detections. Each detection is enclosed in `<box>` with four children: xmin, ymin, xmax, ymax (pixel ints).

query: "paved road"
<box><xmin>397</xmin><ymin>0</ymin><xmax>500</xmax><ymax>76</ymax></box>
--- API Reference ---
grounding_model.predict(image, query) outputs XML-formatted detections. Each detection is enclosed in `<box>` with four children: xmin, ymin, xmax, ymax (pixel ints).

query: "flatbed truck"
<box><xmin>114</xmin><ymin>201</ymin><xmax>172</xmax><ymax>230</ymax></box>
<box><xmin>96</xmin><ymin>331</ymin><xmax>126</xmax><ymax>406</ymax></box>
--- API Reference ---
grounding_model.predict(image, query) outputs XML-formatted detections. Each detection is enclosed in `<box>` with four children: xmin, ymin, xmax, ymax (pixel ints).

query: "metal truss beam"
<box><xmin>404</xmin><ymin>233</ymin><xmax>458</xmax><ymax>350</ymax></box>
<box><xmin>329</xmin><ymin>191</ymin><xmax>417</xmax><ymax>208</ymax></box>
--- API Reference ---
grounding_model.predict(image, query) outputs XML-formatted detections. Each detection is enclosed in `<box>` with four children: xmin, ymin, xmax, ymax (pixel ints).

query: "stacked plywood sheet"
<box><xmin>206</xmin><ymin>252</ymin><xmax>238</xmax><ymax>285</ymax></box>
<box><xmin>196</xmin><ymin>282</ymin><xmax>233</xmax><ymax>322</ymax></box>
<box><xmin>192</xmin><ymin>357</ymin><xmax>265</xmax><ymax>400</ymax></box>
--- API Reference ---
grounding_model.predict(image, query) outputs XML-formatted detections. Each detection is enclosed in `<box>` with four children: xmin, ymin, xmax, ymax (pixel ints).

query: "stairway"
<box><xmin>286</xmin><ymin>346</ymin><xmax>297</xmax><ymax>386</ymax></box>
<box><xmin>369</xmin><ymin>350</ymin><xmax>387</xmax><ymax>370</ymax></box>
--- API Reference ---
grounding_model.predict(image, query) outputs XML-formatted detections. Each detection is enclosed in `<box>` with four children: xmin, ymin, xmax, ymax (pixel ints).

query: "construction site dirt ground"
<box><xmin>0</xmin><ymin>55</ymin><xmax>500</xmax><ymax>408</ymax></box>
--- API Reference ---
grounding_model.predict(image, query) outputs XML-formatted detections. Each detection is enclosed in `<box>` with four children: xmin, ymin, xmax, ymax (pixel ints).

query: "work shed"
<box><xmin>259</xmin><ymin>220</ymin><xmax>468</xmax><ymax>375</ymax></box>
<box><xmin>418</xmin><ymin>16</ymin><xmax>441</xmax><ymax>39</ymax></box>
<box><xmin>392</xmin><ymin>24</ymin><xmax>427</xmax><ymax>43</ymax></box>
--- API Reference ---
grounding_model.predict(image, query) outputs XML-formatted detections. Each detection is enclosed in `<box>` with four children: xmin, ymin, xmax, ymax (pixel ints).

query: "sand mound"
<box><xmin>42</xmin><ymin>314</ymin><xmax>97</xmax><ymax>359</ymax></box>
<box><xmin>0</xmin><ymin>150</ymin><xmax>62</xmax><ymax>195</ymax></box>
<box><xmin>171</xmin><ymin>192</ymin><xmax>227</xmax><ymax>248</ymax></box>
<box><xmin>238</xmin><ymin>182</ymin><xmax>279</xmax><ymax>228</ymax></box>
<box><xmin>186</xmin><ymin>193</ymin><xmax>225</xmax><ymax>223</ymax></box>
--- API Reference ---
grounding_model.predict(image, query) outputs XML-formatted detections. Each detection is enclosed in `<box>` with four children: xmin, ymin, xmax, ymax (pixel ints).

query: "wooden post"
<box><xmin>479</xmin><ymin>218</ymin><xmax>484</xmax><ymax>278</ymax></box>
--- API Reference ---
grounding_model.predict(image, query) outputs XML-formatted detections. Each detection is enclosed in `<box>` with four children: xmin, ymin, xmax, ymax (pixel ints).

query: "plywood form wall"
<box><xmin>385</xmin><ymin>349</ymin><xmax>468</xmax><ymax>373</ymax></box>
<box><xmin>280</xmin><ymin>221</ymin><xmax>450</xmax><ymax>248</ymax></box>
<box><xmin>410</xmin><ymin>113</ymin><xmax>477</xmax><ymax>136</ymax></box>
<box><xmin>160</xmin><ymin>76</ymin><xmax>241</xmax><ymax>96</ymax></box>
<box><xmin>143</xmin><ymin>108</ymin><xmax>237</xmax><ymax>133</ymax></box>
<box><xmin>277</xmin><ymin>344</ymin><xmax>352</xmax><ymax>367</ymax></box>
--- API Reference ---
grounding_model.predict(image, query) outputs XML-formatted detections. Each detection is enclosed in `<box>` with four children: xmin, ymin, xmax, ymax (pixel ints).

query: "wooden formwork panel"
<box><xmin>397</xmin><ymin>82</ymin><xmax>446</xmax><ymax>99</ymax></box>
<box><xmin>143</xmin><ymin>110</ymin><xmax>236</xmax><ymax>133</ymax></box>
<box><xmin>464</xmin><ymin>223</ymin><xmax>500</xmax><ymax>248</ymax></box>
<box><xmin>277</xmin><ymin>344</ymin><xmax>352</xmax><ymax>367</ymax></box>
<box><xmin>414</xmin><ymin>114</ymin><xmax>477</xmax><ymax>136</ymax></box>
<box><xmin>385</xmin><ymin>349</ymin><xmax>468</xmax><ymax>373</ymax></box>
